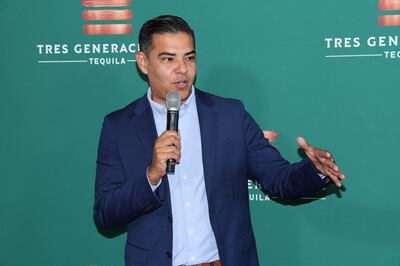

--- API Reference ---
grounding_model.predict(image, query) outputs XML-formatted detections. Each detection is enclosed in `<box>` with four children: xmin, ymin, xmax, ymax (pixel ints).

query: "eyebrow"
<box><xmin>158</xmin><ymin>50</ymin><xmax>196</xmax><ymax>57</ymax></box>
<box><xmin>158</xmin><ymin>52</ymin><xmax>175</xmax><ymax>57</ymax></box>
<box><xmin>185</xmin><ymin>50</ymin><xmax>196</xmax><ymax>56</ymax></box>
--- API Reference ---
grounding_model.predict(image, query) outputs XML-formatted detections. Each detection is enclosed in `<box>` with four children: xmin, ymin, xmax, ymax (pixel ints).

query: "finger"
<box><xmin>327</xmin><ymin>165</ymin><xmax>346</xmax><ymax>180</ymax></box>
<box><xmin>315</xmin><ymin>151</ymin><xmax>343</xmax><ymax>174</ymax></box>
<box><xmin>156</xmin><ymin>144</ymin><xmax>181</xmax><ymax>155</ymax></box>
<box><xmin>314</xmin><ymin>149</ymin><xmax>332</xmax><ymax>160</ymax></box>
<box><xmin>307</xmin><ymin>155</ymin><xmax>346</xmax><ymax>183</ymax></box>
<box><xmin>326</xmin><ymin>152</ymin><xmax>334</xmax><ymax>161</ymax></box>
<box><xmin>323</xmin><ymin>167</ymin><xmax>343</xmax><ymax>187</ymax></box>
<box><xmin>306</xmin><ymin>151</ymin><xmax>346</xmax><ymax>186</ymax></box>
<box><xmin>159</xmin><ymin>144</ymin><xmax>181</xmax><ymax>157</ymax></box>
<box><xmin>263</xmin><ymin>130</ymin><xmax>279</xmax><ymax>142</ymax></box>
<box><xmin>297</xmin><ymin>136</ymin><xmax>313</xmax><ymax>153</ymax></box>
<box><xmin>168</xmin><ymin>137</ymin><xmax>181</xmax><ymax>151</ymax></box>
<box><xmin>318</xmin><ymin>156</ymin><xmax>339</xmax><ymax>172</ymax></box>
<box><xmin>159</xmin><ymin>150</ymin><xmax>181</xmax><ymax>162</ymax></box>
<box><xmin>159</xmin><ymin>130</ymin><xmax>180</xmax><ymax>140</ymax></box>
<box><xmin>325</xmin><ymin>167</ymin><xmax>345</xmax><ymax>181</ymax></box>
<box><xmin>157</xmin><ymin>135</ymin><xmax>181</xmax><ymax>149</ymax></box>
<box><xmin>155</xmin><ymin>153</ymin><xmax>180</xmax><ymax>166</ymax></box>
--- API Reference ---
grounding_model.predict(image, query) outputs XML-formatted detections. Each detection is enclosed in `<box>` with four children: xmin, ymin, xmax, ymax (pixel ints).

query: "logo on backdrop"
<box><xmin>324</xmin><ymin>0</ymin><xmax>400</xmax><ymax>59</ymax></box>
<box><xmin>82</xmin><ymin>0</ymin><xmax>133</xmax><ymax>35</ymax></box>
<box><xmin>248</xmin><ymin>180</ymin><xmax>326</xmax><ymax>203</ymax></box>
<box><xmin>379</xmin><ymin>0</ymin><xmax>400</xmax><ymax>26</ymax></box>
<box><xmin>35</xmin><ymin>0</ymin><xmax>137</xmax><ymax>66</ymax></box>
<box><xmin>248</xmin><ymin>180</ymin><xmax>271</xmax><ymax>203</ymax></box>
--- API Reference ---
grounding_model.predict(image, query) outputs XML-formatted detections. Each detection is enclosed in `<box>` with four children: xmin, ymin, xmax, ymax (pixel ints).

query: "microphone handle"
<box><xmin>166</xmin><ymin>110</ymin><xmax>179</xmax><ymax>173</ymax></box>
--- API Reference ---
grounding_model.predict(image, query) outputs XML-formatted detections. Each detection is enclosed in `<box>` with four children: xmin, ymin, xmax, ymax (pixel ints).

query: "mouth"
<box><xmin>173</xmin><ymin>80</ymin><xmax>188</xmax><ymax>89</ymax></box>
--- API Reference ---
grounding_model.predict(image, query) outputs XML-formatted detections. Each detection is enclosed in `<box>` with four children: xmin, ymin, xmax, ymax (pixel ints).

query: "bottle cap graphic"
<box><xmin>82</xmin><ymin>0</ymin><xmax>133</xmax><ymax>34</ymax></box>
<box><xmin>379</xmin><ymin>0</ymin><xmax>400</xmax><ymax>26</ymax></box>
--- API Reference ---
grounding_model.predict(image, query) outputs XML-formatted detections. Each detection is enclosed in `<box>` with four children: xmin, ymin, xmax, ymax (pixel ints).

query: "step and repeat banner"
<box><xmin>1</xmin><ymin>0</ymin><xmax>399</xmax><ymax>265</ymax></box>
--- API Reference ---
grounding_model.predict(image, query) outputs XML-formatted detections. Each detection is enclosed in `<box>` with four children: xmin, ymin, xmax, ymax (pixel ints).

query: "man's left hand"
<box><xmin>297</xmin><ymin>136</ymin><xmax>345</xmax><ymax>187</ymax></box>
<box><xmin>263</xmin><ymin>130</ymin><xmax>279</xmax><ymax>142</ymax></box>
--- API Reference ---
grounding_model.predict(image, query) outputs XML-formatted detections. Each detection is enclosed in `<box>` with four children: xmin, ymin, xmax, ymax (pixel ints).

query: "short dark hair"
<box><xmin>139</xmin><ymin>15</ymin><xmax>195</xmax><ymax>55</ymax></box>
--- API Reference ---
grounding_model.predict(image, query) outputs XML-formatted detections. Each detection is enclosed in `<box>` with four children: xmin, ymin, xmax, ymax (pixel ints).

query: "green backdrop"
<box><xmin>1</xmin><ymin>0</ymin><xmax>399</xmax><ymax>265</ymax></box>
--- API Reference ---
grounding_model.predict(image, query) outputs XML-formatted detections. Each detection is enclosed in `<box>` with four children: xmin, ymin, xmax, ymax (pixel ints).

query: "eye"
<box><xmin>185</xmin><ymin>55</ymin><xmax>196</xmax><ymax>62</ymax></box>
<box><xmin>161</xmin><ymin>57</ymin><xmax>173</xmax><ymax>63</ymax></box>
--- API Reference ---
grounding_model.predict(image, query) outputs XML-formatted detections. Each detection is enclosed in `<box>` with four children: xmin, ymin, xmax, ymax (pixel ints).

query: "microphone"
<box><xmin>165</xmin><ymin>92</ymin><xmax>181</xmax><ymax>174</ymax></box>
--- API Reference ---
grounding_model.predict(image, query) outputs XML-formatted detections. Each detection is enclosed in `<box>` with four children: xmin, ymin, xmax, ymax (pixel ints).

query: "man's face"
<box><xmin>136</xmin><ymin>32</ymin><xmax>196</xmax><ymax>104</ymax></box>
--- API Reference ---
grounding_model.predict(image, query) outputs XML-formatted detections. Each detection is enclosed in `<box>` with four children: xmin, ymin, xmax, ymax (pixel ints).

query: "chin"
<box><xmin>179</xmin><ymin>87</ymin><xmax>192</xmax><ymax>101</ymax></box>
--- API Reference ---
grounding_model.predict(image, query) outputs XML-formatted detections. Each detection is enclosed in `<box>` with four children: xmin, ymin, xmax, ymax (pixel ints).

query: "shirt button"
<box><xmin>188</xmin><ymin>229</ymin><xmax>193</xmax><ymax>235</ymax></box>
<box><xmin>165</xmin><ymin>251</ymin><xmax>172</xmax><ymax>258</ymax></box>
<box><xmin>182</xmin><ymin>174</ymin><xmax>187</xmax><ymax>180</ymax></box>
<box><xmin>190</xmin><ymin>256</ymin><xmax>196</xmax><ymax>261</ymax></box>
<box><xmin>185</xmin><ymin>201</ymin><xmax>190</xmax><ymax>207</ymax></box>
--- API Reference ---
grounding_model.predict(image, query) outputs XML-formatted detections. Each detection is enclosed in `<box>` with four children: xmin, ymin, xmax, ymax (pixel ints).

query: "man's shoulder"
<box><xmin>195</xmin><ymin>88</ymin><xmax>244</xmax><ymax>109</ymax></box>
<box><xmin>103</xmin><ymin>93</ymin><xmax>148</xmax><ymax>124</ymax></box>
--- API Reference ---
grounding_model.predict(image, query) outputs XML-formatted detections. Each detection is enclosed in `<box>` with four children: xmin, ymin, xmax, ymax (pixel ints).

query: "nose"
<box><xmin>175</xmin><ymin>59</ymin><xmax>188</xmax><ymax>74</ymax></box>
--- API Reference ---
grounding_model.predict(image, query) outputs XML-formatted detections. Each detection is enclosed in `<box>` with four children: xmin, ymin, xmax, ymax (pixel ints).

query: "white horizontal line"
<box><xmin>38</xmin><ymin>60</ymin><xmax>88</xmax><ymax>63</ymax></box>
<box><xmin>325</xmin><ymin>54</ymin><xmax>383</xmax><ymax>58</ymax></box>
<box><xmin>301</xmin><ymin>197</ymin><xmax>326</xmax><ymax>200</ymax></box>
<box><xmin>127</xmin><ymin>59</ymin><xmax>136</xmax><ymax>62</ymax></box>
<box><xmin>270</xmin><ymin>196</ymin><xmax>326</xmax><ymax>200</ymax></box>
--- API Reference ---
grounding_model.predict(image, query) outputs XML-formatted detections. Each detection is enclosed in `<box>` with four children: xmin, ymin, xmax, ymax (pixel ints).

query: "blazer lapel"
<box><xmin>130</xmin><ymin>95</ymin><xmax>158</xmax><ymax>164</ymax></box>
<box><xmin>196</xmin><ymin>89</ymin><xmax>217</xmax><ymax>203</ymax></box>
<box><xmin>129</xmin><ymin>94</ymin><xmax>172</xmax><ymax>209</ymax></box>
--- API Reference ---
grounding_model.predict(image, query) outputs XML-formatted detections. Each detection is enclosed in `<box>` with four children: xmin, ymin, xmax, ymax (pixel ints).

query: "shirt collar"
<box><xmin>147</xmin><ymin>86</ymin><xmax>196</xmax><ymax>119</ymax></box>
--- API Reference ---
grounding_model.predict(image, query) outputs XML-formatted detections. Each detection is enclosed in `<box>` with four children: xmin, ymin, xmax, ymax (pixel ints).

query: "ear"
<box><xmin>136</xmin><ymin>51</ymin><xmax>149</xmax><ymax>75</ymax></box>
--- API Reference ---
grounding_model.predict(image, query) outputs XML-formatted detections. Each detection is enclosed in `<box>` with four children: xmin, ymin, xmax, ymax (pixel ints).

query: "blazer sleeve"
<box><xmin>93</xmin><ymin>116</ymin><xmax>162</xmax><ymax>229</ymax></box>
<box><xmin>240</xmin><ymin>102</ymin><xmax>328</xmax><ymax>199</ymax></box>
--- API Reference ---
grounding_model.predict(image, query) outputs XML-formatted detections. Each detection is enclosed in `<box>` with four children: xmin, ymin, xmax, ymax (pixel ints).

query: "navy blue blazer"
<box><xmin>94</xmin><ymin>89</ymin><xmax>328</xmax><ymax>266</ymax></box>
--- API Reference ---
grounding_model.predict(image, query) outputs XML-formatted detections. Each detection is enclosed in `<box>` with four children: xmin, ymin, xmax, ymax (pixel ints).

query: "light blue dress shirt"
<box><xmin>147</xmin><ymin>87</ymin><xmax>219</xmax><ymax>266</ymax></box>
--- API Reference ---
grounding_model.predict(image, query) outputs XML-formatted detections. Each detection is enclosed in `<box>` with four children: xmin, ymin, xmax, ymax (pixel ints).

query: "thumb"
<box><xmin>297</xmin><ymin>136</ymin><xmax>310</xmax><ymax>151</ymax></box>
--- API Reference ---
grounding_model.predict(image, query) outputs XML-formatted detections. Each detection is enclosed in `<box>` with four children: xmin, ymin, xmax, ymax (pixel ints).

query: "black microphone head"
<box><xmin>166</xmin><ymin>92</ymin><xmax>181</xmax><ymax>111</ymax></box>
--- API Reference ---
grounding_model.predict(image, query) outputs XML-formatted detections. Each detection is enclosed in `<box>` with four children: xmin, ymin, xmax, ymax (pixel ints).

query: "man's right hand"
<box><xmin>147</xmin><ymin>130</ymin><xmax>181</xmax><ymax>185</ymax></box>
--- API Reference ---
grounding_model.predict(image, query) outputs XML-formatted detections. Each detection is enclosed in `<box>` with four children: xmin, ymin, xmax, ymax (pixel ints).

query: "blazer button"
<box><xmin>167</xmin><ymin>216</ymin><xmax>172</xmax><ymax>222</ymax></box>
<box><xmin>165</xmin><ymin>251</ymin><xmax>172</xmax><ymax>258</ymax></box>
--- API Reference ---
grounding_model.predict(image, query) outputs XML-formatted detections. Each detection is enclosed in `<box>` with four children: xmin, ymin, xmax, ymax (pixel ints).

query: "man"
<box><xmin>94</xmin><ymin>15</ymin><xmax>345</xmax><ymax>266</ymax></box>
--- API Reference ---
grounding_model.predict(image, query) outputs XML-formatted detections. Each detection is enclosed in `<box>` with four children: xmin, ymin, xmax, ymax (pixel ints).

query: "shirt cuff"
<box><xmin>318</xmin><ymin>173</ymin><xmax>326</xmax><ymax>179</ymax></box>
<box><xmin>318</xmin><ymin>172</ymin><xmax>332</xmax><ymax>185</ymax></box>
<box><xmin>146</xmin><ymin>167</ymin><xmax>162</xmax><ymax>192</ymax></box>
